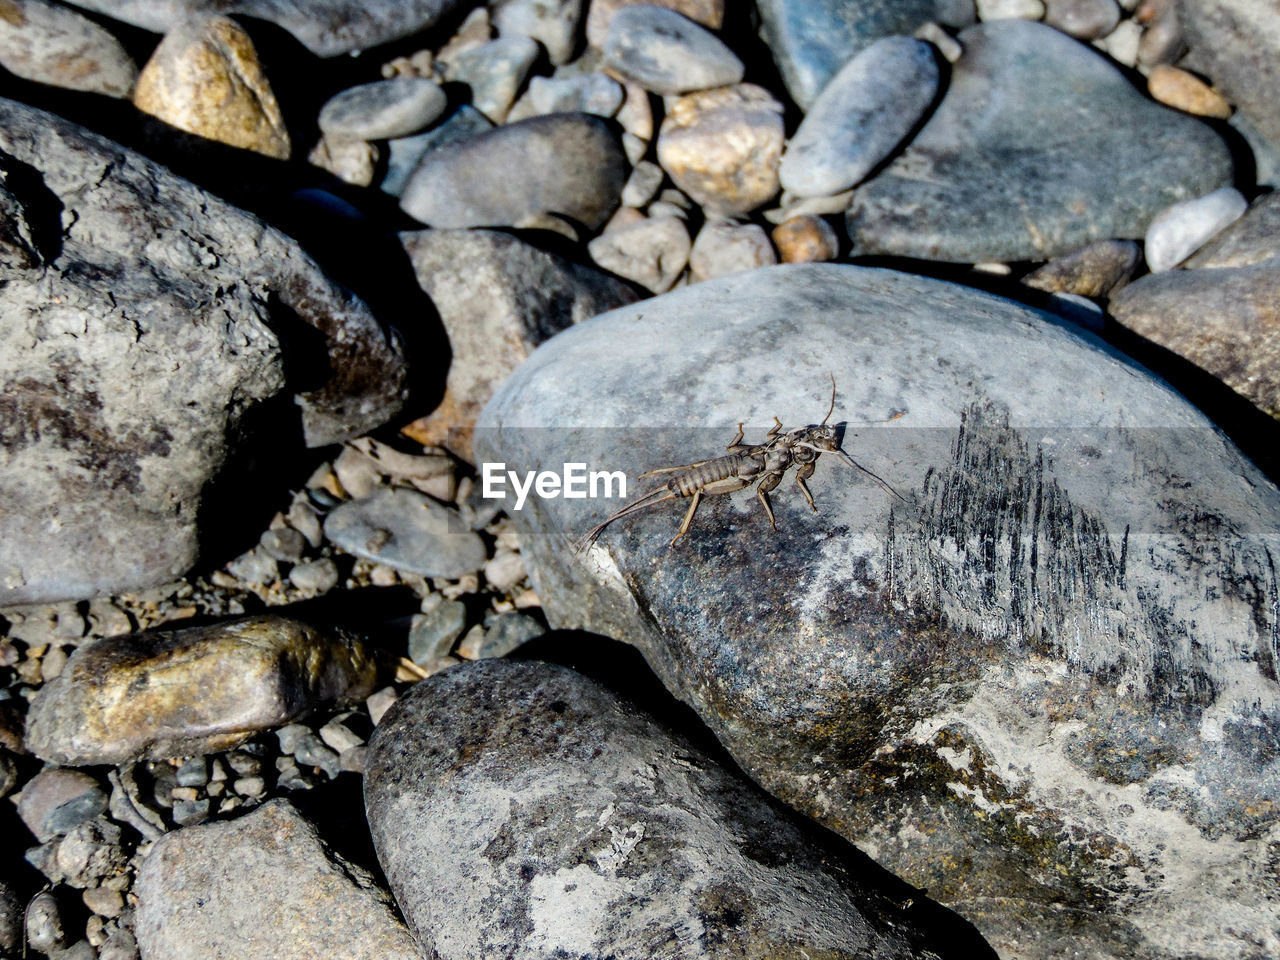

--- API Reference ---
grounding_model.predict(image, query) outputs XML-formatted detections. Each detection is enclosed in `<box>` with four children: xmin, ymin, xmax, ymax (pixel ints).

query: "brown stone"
<box><xmin>133</xmin><ymin>16</ymin><xmax>290</xmax><ymax>159</ymax></box>
<box><xmin>23</xmin><ymin>615</ymin><xmax>379</xmax><ymax>765</ymax></box>
<box><xmin>1184</xmin><ymin>191</ymin><xmax>1280</xmax><ymax>269</ymax></box>
<box><xmin>771</xmin><ymin>214</ymin><xmax>839</xmax><ymax>263</ymax></box>
<box><xmin>585</xmin><ymin>0</ymin><xmax>723</xmax><ymax>48</ymax></box>
<box><xmin>657</xmin><ymin>84</ymin><xmax>784</xmax><ymax>217</ymax></box>
<box><xmin>1146</xmin><ymin>64</ymin><xmax>1232</xmax><ymax>118</ymax></box>
<box><xmin>1021</xmin><ymin>239</ymin><xmax>1140</xmax><ymax>296</ymax></box>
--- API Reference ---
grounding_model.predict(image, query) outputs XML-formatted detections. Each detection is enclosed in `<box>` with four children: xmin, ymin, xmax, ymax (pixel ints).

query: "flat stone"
<box><xmin>585</xmin><ymin>0</ymin><xmax>723</xmax><ymax>47</ymax></box>
<box><xmin>688</xmin><ymin>221</ymin><xmax>776</xmax><ymax>282</ymax></box>
<box><xmin>1146</xmin><ymin>63</ymin><xmax>1232</xmax><ymax>118</ymax></box>
<box><xmin>780</xmin><ymin>36</ymin><xmax>940</xmax><ymax>198</ymax></box>
<box><xmin>601</xmin><ymin>4</ymin><xmax>742</xmax><ymax>95</ymax></box>
<box><xmin>657</xmin><ymin>84</ymin><xmax>784</xmax><ymax>217</ymax></box>
<box><xmin>318</xmin><ymin>77</ymin><xmax>447</xmax><ymax>140</ymax></box>
<box><xmin>24</xmin><ymin>615</ymin><xmax>378</xmax><ymax>765</ymax></box>
<box><xmin>1021</xmin><ymin>238</ymin><xmax>1139</xmax><ymax>295</ymax></box>
<box><xmin>133</xmin><ymin>16</ymin><xmax>290</xmax><ymax>159</ymax></box>
<box><xmin>397</xmin><ymin>229</ymin><xmax>637</xmax><ymax>460</ymax></box>
<box><xmin>0</xmin><ymin>99</ymin><xmax>405</xmax><ymax>605</ymax></box>
<box><xmin>400</xmin><ymin>113</ymin><xmax>628</xmax><ymax>232</ymax></box>
<box><xmin>408</xmin><ymin>598</ymin><xmax>468</xmax><ymax>664</ymax></box>
<box><xmin>1111</xmin><ymin>261</ymin><xmax>1280</xmax><ymax>417</ymax></box>
<box><xmin>444</xmin><ymin>35</ymin><xmax>540</xmax><ymax>123</ymax></box>
<box><xmin>475</xmin><ymin>263</ymin><xmax>1280</xmax><ymax>960</ymax></box>
<box><xmin>64</xmin><ymin>0</ymin><xmax>472</xmax><ymax>57</ymax></box>
<box><xmin>1144</xmin><ymin>185</ymin><xmax>1247</xmax><ymax>271</ymax></box>
<box><xmin>380</xmin><ymin>105</ymin><xmax>492</xmax><ymax>198</ymax></box>
<box><xmin>135</xmin><ymin>800</ymin><xmax>418</xmax><ymax>960</ymax></box>
<box><xmin>364</xmin><ymin>659</ymin><xmax>954</xmax><ymax>959</ymax></box>
<box><xmin>757</xmin><ymin>0</ymin><xmax>973</xmax><ymax>108</ymax></box>
<box><xmin>15</xmin><ymin>769</ymin><xmax>108</xmax><ymax>842</ymax></box>
<box><xmin>1185</xmin><ymin>191</ymin><xmax>1280</xmax><ymax>268</ymax></box>
<box><xmin>847</xmin><ymin>20</ymin><xmax>1234</xmax><ymax>262</ymax></box>
<box><xmin>323</xmin><ymin>487</ymin><xmax>487</xmax><ymax>578</ymax></box>
<box><xmin>0</xmin><ymin>0</ymin><xmax>137</xmax><ymax>97</ymax></box>
<box><xmin>771</xmin><ymin>214</ymin><xmax>839</xmax><ymax>263</ymax></box>
<box><xmin>588</xmin><ymin>214</ymin><xmax>690</xmax><ymax>292</ymax></box>
<box><xmin>1044</xmin><ymin>0</ymin><xmax>1121</xmax><ymax>37</ymax></box>
<box><xmin>493</xmin><ymin>0</ymin><xmax>582</xmax><ymax>65</ymax></box>
<box><xmin>1179</xmin><ymin>0</ymin><xmax>1280</xmax><ymax>149</ymax></box>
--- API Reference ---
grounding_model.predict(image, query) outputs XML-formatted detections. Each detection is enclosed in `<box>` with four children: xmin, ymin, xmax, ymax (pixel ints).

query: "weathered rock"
<box><xmin>1184</xmin><ymin>190</ymin><xmax>1280</xmax><ymax>268</ymax></box>
<box><xmin>135</xmin><ymin>799</ymin><xmax>417</xmax><ymax>960</ymax></box>
<box><xmin>588</xmin><ymin>214</ymin><xmax>690</xmax><ymax>292</ymax></box>
<box><xmin>757</xmin><ymin>0</ymin><xmax>973</xmax><ymax>108</ymax></box>
<box><xmin>400</xmin><ymin>113</ymin><xmax>628</xmax><ymax>232</ymax></box>
<box><xmin>476</xmin><ymin>263</ymin><xmax>1280</xmax><ymax>960</ymax></box>
<box><xmin>323</xmin><ymin>487</ymin><xmax>487</xmax><ymax>577</ymax></box>
<box><xmin>493</xmin><ymin>0</ymin><xmax>583</xmax><ymax>65</ymax></box>
<box><xmin>780</xmin><ymin>37</ymin><xmax>940</xmax><ymax>198</ymax></box>
<box><xmin>455</xmin><ymin>612</ymin><xmax>542</xmax><ymax>658</ymax></box>
<box><xmin>1146</xmin><ymin>63</ymin><xmax>1232</xmax><ymax>118</ymax></box>
<box><xmin>133</xmin><ymin>16</ymin><xmax>290</xmax><ymax>159</ymax></box>
<box><xmin>1179</xmin><ymin>0</ymin><xmax>1280</xmax><ymax>149</ymax></box>
<box><xmin>601</xmin><ymin>4</ymin><xmax>742</xmax><ymax>95</ymax></box>
<box><xmin>1143</xmin><ymin>185</ymin><xmax>1246</xmax><ymax>271</ymax></box>
<box><xmin>1021</xmin><ymin>238</ymin><xmax>1139</xmax><ymax>296</ymax></box>
<box><xmin>24</xmin><ymin>615</ymin><xmax>378</xmax><ymax>765</ymax></box>
<box><xmin>408</xmin><ymin>597</ymin><xmax>468</xmax><ymax>663</ymax></box>
<box><xmin>0</xmin><ymin>98</ymin><xmax>406</xmax><ymax>605</ymax></box>
<box><xmin>771</xmin><ymin>214</ymin><xmax>840</xmax><ymax>263</ymax></box>
<box><xmin>16</xmin><ymin>769</ymin><xmax>108</xmax><ymax>842</ymax></box>
<box><xmin>443</xmin><ymin>35</ymin><xmax>540</xmax><ymax>122</ymax></box>
<box><xmin>527</xmin><ymin>72</ymin><xmax>624</xmax><ymax>118</ymax></box>
<box><xmin>0</xmin><ymin>0</ymin><xmax>137</xmax><ymax>97</ymax></box>
<box><xmin>1044</xmin><ymin>0</ymin><xmax>1120</xmax><ymax>37</ymax></box>
<box><xmin>847</xmin><ymin>20</ymin><xmax>1233</xmax><ymax>262</ymax></box>
<box><xmin>365</xmin><ymin>659</ymin><xmax>956</xmax><ymax>959</ymax></box>
<box><xmin>657</xmin><ymin>84</ymin><xmax>785</xmax><ymax>217</ymax></box>
<box><xmin>689</xmin><ymin>221</ymin><xmax>776</xmax><ymax>282</ymax></box>
<box><xmin>380</xmin><ymin>104</ymin><xmax>492</xmax><ymax>197</ymax></box>
<box><xmin>308</xmin><ymin>134</ymin><xmax>378</xmax><ymax>186</ymax></box>
<box><xmin>585</xmin><ymin>0</ymin><xmax>723</xmax><ymax>47</ymax></box>
<box><xmin>1110</xmin><ymin>261</ymin><xmax>1280</xmax><ymax>417</ymax></box>
<box><xmin>0</xmin><ymin>881</ymin><xmax>19</xmax><ymax>956</ymax></box>
<box><xmin>64</xmin><ymin>0</ymin><xmax>473</xmax><ymax>57</ymax></box>
<box><xmin>30</xmin><ymin>817</ymin><xmax>126</xmax><ymax>888</ymax></box>
<box><xmin>318</xmin><ymin>77</ymin><xmax>447</xmax><ymax>140</ymax></box>
<box><xmin>398</xmin><ymin>229</ymin><xmax>638</xmax><ymax>459</ymax></box>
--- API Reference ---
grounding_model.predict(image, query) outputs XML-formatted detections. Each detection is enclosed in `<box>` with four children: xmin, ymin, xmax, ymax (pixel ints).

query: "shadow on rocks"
<box><xmin>512</xmin><ymin>630</ymin><xmax>1000</xmax><ymax>960</ymax></box>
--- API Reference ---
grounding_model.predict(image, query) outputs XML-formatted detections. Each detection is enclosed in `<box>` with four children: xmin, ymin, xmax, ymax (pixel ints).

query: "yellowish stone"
<box><xmin>1146</xmin><ymin>64</ymin><xmax>1232</xmax><ymax>120</ymax></box>
<box><xmin>133</xmin><ymin>16</ymin><xmax>290</xmax><ymax>159</ymax></box>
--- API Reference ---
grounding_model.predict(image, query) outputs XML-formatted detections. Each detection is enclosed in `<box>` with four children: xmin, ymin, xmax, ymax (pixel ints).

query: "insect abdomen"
<box><xmin>670</xmin><ymin>455</ymin><xmax>750</xmax><ymax>497</ymax></box>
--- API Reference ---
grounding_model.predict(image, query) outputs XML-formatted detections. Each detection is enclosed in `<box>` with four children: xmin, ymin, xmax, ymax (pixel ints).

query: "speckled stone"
<box><xmin>365</xmin><ymin>659</ymin><xmax>957</xmax><ymax>960</ymax></box>
<box><xmin>847</xmin><ymin>20</ymin><xmax>1234</xmax><ymax>261</ymax></box>
<box><xmin>585</xmin><ymin>0</ymin><xmax>723</xmax><ymax>47</ymax></box>
<box><xmin>1143</xmin><ymin>186</ymin><xmax>1247</xmax><ymax>271</ymax></box>
<box><xmin>400</xmin><ymin>113</ymin><xmax>628</xmax><ymax>231</ymax></box>
<box><xmin>657</xmin><ymin>84</ymin><xmax>784</xmax><ymax>217</ymax></box>
<box><xmin>324</xmin><ymin>487</ymin><xmax>487</xmax><ymax>577</ymax></box>
<box><xmin>24</xmin><ymin>616</ymin><xmax>378</xmax><ymax>765</ymax></box>
<box><xmin>771</xmin><ymin>214</ymin><xmax>839</xmax><ymax>263</ymax></box>
<box><xmin>1146</xmin><ymin>63</ymin><xmax>1232</xmax><ymax>118</ymax></box>
<box><xmin>689</xmin><ymin>221</ymin><xmax>776</xmax><ymax>282</ymax></box>
<box><xmin>1179</xmin><ymin>0</ymin><xmax>1280</xmax><ymax>148</ymax></box>
<box><xmin>1021</xmin><ymin>238</ymin><xmax>1139</xmax><ymax>295</ymax></box>
<box><xmin>587</xmin><ymin>214</ymin><xmax>691</xmax><ymax>292</ymax></box>
<box><xmin>476</xmin><ymin>263</ymin><xmax>1280</xmax><ymax>960</ymax></box>
<box><xmin>318</xmin><ymin>77</ymin><xmax>447</xmax><ymax>140</ymax></box>
<box><xmin>601</xmin><ymin>4</ymin><xmax>742</xmax><ymax>94</ymax></box>
<box><xmin>135</xmin><ymin>800</ymin><xmax>418</xmax><ymax>960</ymax></box>
<box><xmin>0</xmin><ymin>0</ymin><xmax>137</xmax><ymax>97</ymax></box>
<box><xmin>133</xmin><ymin>16</ymin><xmax>290</xmax><ymax>159</ymax></box>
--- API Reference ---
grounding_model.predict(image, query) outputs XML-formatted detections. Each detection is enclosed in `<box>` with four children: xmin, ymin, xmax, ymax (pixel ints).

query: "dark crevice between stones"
<box><xmin>0</xmin><ymin>148</ymin><xmax>64</xmax><ymax>268</ymax></box>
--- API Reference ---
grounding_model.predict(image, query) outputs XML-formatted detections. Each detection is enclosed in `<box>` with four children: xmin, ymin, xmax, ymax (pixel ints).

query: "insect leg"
<box><xmin>755</xmin><ymin>470</ymin><xmax>783</xmax><ymax>529</ymax></box>
<box><xmin>726</xmin><ymin>423</ymin><xmax>744</xmax><ymax>449</ymax></box>
<box><xmin>766</xmin><ymin>417</ymin><xmax>784</xmax><ymax>439</ymax></box>
<box><xmin>671</xmin><ymin>489</ymin><xmax>703</xmax><ymax>546</ymax></box>
<box><xmin>795</xmin><ymin>460</ymin><xmax>817</xmax><ymax>512</ymax></box>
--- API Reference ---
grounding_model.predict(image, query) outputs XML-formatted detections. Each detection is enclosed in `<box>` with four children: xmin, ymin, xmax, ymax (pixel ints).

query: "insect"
<box><xmin>577</xmin><ymin>376</ymin><xmax>909</xmax><ymax>551</ymax></box>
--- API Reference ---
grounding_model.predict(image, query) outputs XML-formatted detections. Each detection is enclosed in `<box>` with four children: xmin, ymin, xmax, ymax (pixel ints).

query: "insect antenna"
<box><xmin>821</xmin><ymin>373</ymin><xmax>837</xmax><ymax>425</ymax></box>
<box><xmin>792</xmin><ymin>441</ymin><xmax>911</xmax><ymax>504</ymax></box>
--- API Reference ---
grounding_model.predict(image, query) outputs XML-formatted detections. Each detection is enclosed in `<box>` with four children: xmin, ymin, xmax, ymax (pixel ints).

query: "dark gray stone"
<box><xmin>323</xmin><ymin>487</ymin><xmax>487</xmax><ymax>577</ymax></box>
<box><xmin>475</xmin><ymin>263</ymin><xmax>1280</xmax><ymax>960</ymax></box>
<box><xmin>0</xmin><ymin>98</ymin><xmax>406</xmax><ymax>605</ymax></box>
<box><xmin>318</xmin><ymin>77</ymin><xmax>447</xmax><ymax>140</ymax></box>
<box><xmin>64</xmin><ymin>0</ymin><xmax>476</xmax><ymax>57</ymax></box>
<box><xmin>380</xmin><ymin>105</ymin><xmax>492</xmax><ymax>197</ymax></box>
<box><xmin>1185</xmin><ymin>190</ymin><xmax>1280</xmax><ymax>269</ymax></box>
<box><xmin>15</xmin><ymin>769</ymin><xmax>108</xmax><ymax>842</ymax></box>
<box><xmin>846</xmin><ymin>20</ymin><xmax>1234</xmax><ymax>262</ymax></box>
<box><xmin>400</xmin><ymin>113</ymin><xmax>628</xmax><ymax>232</ymax></box>
<box><xmin>1021</xmin><ymin>239</ymin><xmax>1139</xmax><ymax>297</ymax></box>
<box><xmin>364</xmin><ymin>659</ymin><xmax>956</xmax><ymax>959</ymax></box>
<box><xmin>135</xmin><ymin>799</ymin><xmax>418</xmax><ymax>960</ymax></box>
<box><xmin>0</xmin><ymin>880</ymin><xmax>19</xmax><ymax>956</ymax></box>
<box><xmin>456</xmin><ymin>611</ymin><xmax>542</xmax><ymax>658</ymax></box>
<box><xmin>31</xmin><ymin>817</ymin><xmax>125</xmax><ymax>887</ymax></box>
<box><xmin>601</xmin><ymin>4</ymin><xmax>743</xmax><ymax>94</ymax></box>
<box><xmin>1179</xmin><ymin>0</ymin><xmax>1280</xmax><ymax>150</ymax></box>
<box><xmin>757</xmin><ymin>0</ymin><xmax>973</xmax><ymax>107</ymax></box>
<box><xmin>24</xmin><ymin>615</ymin><xmax>379</xmax><ymax>765</ymax></box>
<box><xmin>1044</xmin><ymin>0</ymin><xmax>1120</xmax><ymax>38</ymax></box>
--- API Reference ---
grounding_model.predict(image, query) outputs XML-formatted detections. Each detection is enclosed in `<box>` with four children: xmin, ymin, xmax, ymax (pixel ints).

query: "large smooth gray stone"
<box><xmin>601</xmin><ymin>4</ymin><xmax>743</xmax><ymax>94</ymax></box>
<box><xmin>400</xmin><ymin>113</ymin><xmax>628</xmax><ymax>232</ymax></box>
<box><xmin>846</xmin><ymin>20</ymin><xmax>1234</xmax><ymax>262</ymax></box>
<box><xmin>365</xmin><ymin>659</ymin><xmax>955</xmax><ymax>959</ymax></box>
<box><xmin>476</xmin><ymin>263</ymin><xmax>1280</xmax><ymax>960</ymax></box>
<box><xmin>0</xmin><ymin>98</ymin><xmax>405</xmax><ymax>605</ymax></box>
<box><xmin>757</xmin><ymin>0</ymin><xmax>973</xmax><ymax>108</ymax></box>
<box><xmin>63</xmin><ymin>0</ymin><xmax>475</xmax><ymax>57</ymax></box>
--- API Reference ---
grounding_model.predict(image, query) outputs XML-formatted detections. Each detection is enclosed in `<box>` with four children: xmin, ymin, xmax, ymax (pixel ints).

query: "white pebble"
<box><xmin>1144</xmin><ymin>187</ymin><xmax>1248</xmax><ymax>272</ymax></box>
<box><xmin>1093</xmin><ymin>19</ymin><xmax>1141</xmax><ymax>68</ymax></box>
<box><xmin>977</xmin><ymin>0</ymin><xmax>1046</xmax><ymax>20</ymax></box>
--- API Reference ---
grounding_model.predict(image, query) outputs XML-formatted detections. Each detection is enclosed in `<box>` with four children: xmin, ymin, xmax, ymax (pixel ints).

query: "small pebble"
<box><xmin>260</xmin><ymin>527</ymin><xmax>306</xmax><ymax>562</ymax></box>
<box><xmin>483</xmin><ymin>550</ymin><xmax>528</xmax><ymax>593</ymax></box>
<box><xmin>493</xmin><ymin>0</ymin><xmax>581</xmax><ymax>65</ymax></box>
<box><xmin>445</xmin><ymin>36</ymin><xmax>540</xmax><ymax>123</ymax></box>
<box><xmin>226</xmin><ymin>751</ymin><xmax>261</xmax><ymax>778</ymax></box>
<box><xmin>1093</xmin><ymin>18</ymin><xmax>1141</xmax><ymax>66</ymax></box>
<box><xmin>977</xmin><ymin>0</ymin><xmax>1046</xmax><ymax>18</ymax></box>
<box><xmin>437</xmin><ymin>6</ymin><xmax>493</xmax><ymax>62</ymax></box>
<box><xmin>1043</xmin><ymin>0</ymin><xmax>1119</xmax><ymax>38</ymax></box>
<box><xmin>83</xmin><ymin>886</ymin><xmax>124</xmax><ymax>920</ymax></box>
<box><xmin>528</xmin><ymin>73</ymin><xmax>624</xmax><ymax>117</ymax></box>
<box><xmin>41</xmin><ymin>643</ymin><xmax>68</xmax><ymax>681</ymax></box>
<box><xmin>602</xmin><ymin>5</ymin><xmax>743</xmax><ymax>95</ymax></box>
<box><xmin>408</xmin><ymin>598</ymin><xmax>469</xmax><ymax>664</ymax></box>
<box><xmin>617</xmin><ymin>81</ymin><xmax>655</xmax><ymax>140</ymax></box>
<box><xmin>771</xmin><ymin>215</ymin><xmax>839</xmax><ymax>263</ymax></box>
<box><xmin>318</xmin><ymin>78</ymin><xmax>447</xmax><ymax>141</ymax></box>
<box><xmin>26</xmin><ymin>893</ymin><xmax>67</xmax><ymax>956</ymax></box>
<box><xmin>318</xmin><ymin>719</ymin><xmax>365</xmax><ymax>754</ymax></box>
<box><xmin>689</xmin><ymin>222</ymin><xmax>777</xmax><ymax>282</ymax></box>
<box><xmin>1144</xmin><ymin>187</ymin><xmax>1248</xmax><ymax>272</ymax></box>
<box><xmin>914</xmin><ymin>21</ymin><xmax>963</xmax><ymax>62</ymax></box>
<box><xmin>333</xmin><ymin>445</ymin><xmax>383</xmax><ymax>499</ymax></box>
<box><xmin>588</xmin><ymin>215</ymin><xmax>691</xmax><ymax>292</ymax></box>
<box><xmin>457</xmin><ymin>613</ymin><xmax>544</xmax><ymax>659</ymax></box>
<box><xmin>367</xmin><ymin>687</ymin><xmax>399</xmax><ymax>725</ymax></box>
<box><xmin>621</xmin><ymin>160</ymin><xmax>665</xmax><ymax>208</ymax></box>
<box><xmin>308</xmin><ymin>135</ymin><xmax>378</xmax><ymax>187</ymax></box>
<box><xmin>1147</xmin><ymin>65</ymin><xmax>1232</xmax><ymax>119</ymax></box>
<box><xmin>225</xmin><ymin>547</ymin><xmax>278</xmax><ymax>586</ymax></box>
<box><xmin>1136</xmin><ymin>2</ymin><xmax>1184</xmax><ymax>66</ymax></box>
<box><xmin>234</xmin><ymin>776</ymin><xmax>266</xmax><ymax>799</ymax></box>
<box><xmin>586</xmin><ymin>0</ymin><xmax>726</xmax><ymax>48</ymax></box>
<box><xmin>172</xmin><ymin>798</ymin><xmax>210</xmax><ymax>826</ymax></box>
<box><xmin>170</xmin><ymin>786</ymin><xmax>199</xmax><ymax>803</ymax></box>
<box><xmin>288</xmin><ymin>558</ymin><xmax>340</xmax><ymax>594</ymax></box>
<box><xmin>1022</xmin><ymin>239</ymin><xmax>1140</xmax><ymax>296</ymax></box>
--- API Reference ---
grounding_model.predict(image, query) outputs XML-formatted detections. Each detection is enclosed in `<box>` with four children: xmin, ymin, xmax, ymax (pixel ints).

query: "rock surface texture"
<box><xmin>476</xmin><ymin>263</ymin><xmax>1280</xmax><ymax>960</ymax></box>
<box><xmin>0</xmin><ymin>99</ymin><xmax>406</xmax><ymax>605</ymax></box>
<box><xmin>0</xmin><ymin>0</ymin><xmax>138</xmax><ymax>97</ymax></box>
<box><xmin>1179</xmin><ymin>0</ymin><xmax>1280</xmax><ymax>149</ymax></box>
<box><xmin>846</xmin><ymin>20</ymin><xmax>1234</xmax><ymax>262</ymax></box>
<box><xmin>365</xmin><ymin>659</ymin><xmax>954</xmax><ymax>960</ymax></box>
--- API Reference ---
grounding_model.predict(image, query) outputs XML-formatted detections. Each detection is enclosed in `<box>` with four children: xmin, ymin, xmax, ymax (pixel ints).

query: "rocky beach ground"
<box><xmin>2</xmin><ymin>1</ymin><xmax>1280</xmax><ymax>958</ymax></box>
